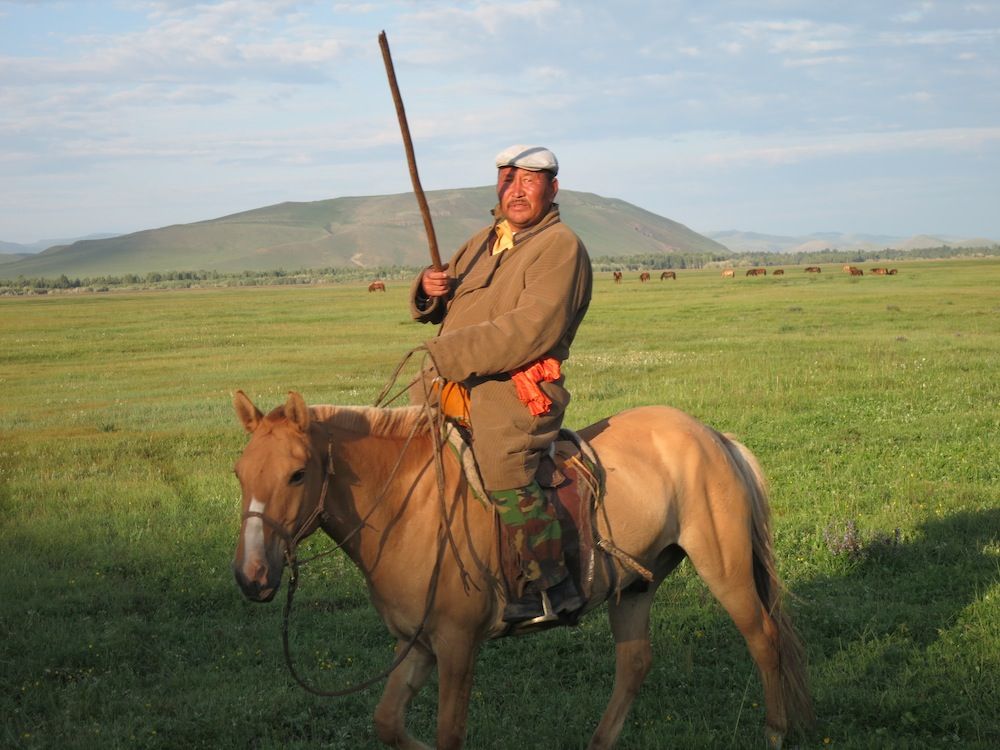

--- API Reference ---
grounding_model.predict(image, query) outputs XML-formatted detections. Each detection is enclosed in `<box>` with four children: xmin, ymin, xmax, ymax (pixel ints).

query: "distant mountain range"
<box><xmin>1</xmin><ymin>233</ymin><xmax>118</xmax><ymax>256</ymax></box>
<box><xmin>1</xmin><ymin>189</ymin><xmax>995</xmax><ymax>278</ymax></box>
<box><xmin>706</xmin><ymin>229</ymin><xmax>998</xmax><ymax>254</ymax></box>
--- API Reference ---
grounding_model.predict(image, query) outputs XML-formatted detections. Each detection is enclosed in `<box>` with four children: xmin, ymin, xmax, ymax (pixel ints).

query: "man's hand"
<box><xmin>420</xmin><ymin>264</ymin><xmax>451</xmax><ymax>298</ymax></box>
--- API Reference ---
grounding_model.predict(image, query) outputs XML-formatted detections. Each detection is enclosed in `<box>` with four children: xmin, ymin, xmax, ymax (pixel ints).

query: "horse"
<box><xmin>639</xmin><ymin>272</ymin><xmax>650</xmax><ymax>282</ymax></box>
<box><xmin>613</xmin><ymin>271</ymin><xmax>622</xmax><ymax>284</ymax></box>
<box><xmin>660</xmin><ymin>271</ymin><xmax>676</xmax><ymax>280</ymax></box>
<box><xmin>804</xmin><ymin>266</ymin><xmax>821</xmax><ymax>273</ymax></box>
<box><xmin>368</xmin><ymin>280</ymin><xmax>387</xmax><ymax>292</ymax></box>
<box><xmin>773</xmin><ymin>269</ymin><xmax>784</xmax><ymax>276</ymax></box>
<box><xmin>722</xmin><ymin>269</ymin><xmax>735</xmax><ymax>278</ymax></box>
<box><xmin>849</xmin><ymin>267</ymin><xmax>863</xmax><ymax>276</ymax></box>
<box><xmin>746</xmin><ymin>268</ymin><xmax>767</xmax><ymax>277</ymax></box>
<box><xmin>232</xmin><ymin>390</ymin><xmax>813</xmax><ymax>750</ymax></box>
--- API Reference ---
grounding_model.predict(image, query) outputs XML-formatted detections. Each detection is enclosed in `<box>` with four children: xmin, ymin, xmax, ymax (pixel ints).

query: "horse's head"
<box><xmin>231</xmin><ymin>390</ymin><xmax>328</xmax><ymax>602</ymax></box>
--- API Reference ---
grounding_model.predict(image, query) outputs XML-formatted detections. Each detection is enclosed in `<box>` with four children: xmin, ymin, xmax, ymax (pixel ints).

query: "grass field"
<box><xmin>1</xmin><ymin>259</ymin><xmax>998</xmax><ymax>749</ymax></box>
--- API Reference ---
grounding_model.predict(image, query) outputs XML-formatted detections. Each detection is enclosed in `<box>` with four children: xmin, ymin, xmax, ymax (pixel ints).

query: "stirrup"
<box><xmin>517</xmin><ymin>589</ymin><xmax>559</xmax><ymax>627</ymax></box>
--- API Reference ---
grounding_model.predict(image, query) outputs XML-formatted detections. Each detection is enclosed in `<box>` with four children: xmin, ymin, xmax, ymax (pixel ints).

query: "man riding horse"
<box><xmin>410</xmin><ymin>144</ymin><xmax>593</xmax><ymax>625</ymax></box>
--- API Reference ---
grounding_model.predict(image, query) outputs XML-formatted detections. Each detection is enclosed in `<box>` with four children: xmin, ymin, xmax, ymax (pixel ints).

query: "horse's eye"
<box><xmin>289</xmin><ymin>468</ymin><xmax>307</xmax><ymax>486</ymax></box>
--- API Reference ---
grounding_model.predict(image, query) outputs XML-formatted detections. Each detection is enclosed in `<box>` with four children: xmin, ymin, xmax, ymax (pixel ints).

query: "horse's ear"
<box><xmin>233</xmin><ymin>390</ymin><xmax>263</xmax><ymax>433</ymax></box>
<box><xmin>285</xmin><ymin>391</ymin><xmax>310</xmax><ymax>432</ymax></box>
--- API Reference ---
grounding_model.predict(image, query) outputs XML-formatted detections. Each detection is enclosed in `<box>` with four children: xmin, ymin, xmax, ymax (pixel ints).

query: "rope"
<box><xmin>596</xmin><ymin>538</ymin><xmax>654</xmax><ymax>583</ymax></box>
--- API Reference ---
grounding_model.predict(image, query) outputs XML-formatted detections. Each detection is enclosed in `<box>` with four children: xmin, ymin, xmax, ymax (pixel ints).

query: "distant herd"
<box><xmin>603</xmin><ymin>264</ymin><xmax>900</xmax><ymax>284</ymax></box>
<box><xmin>365</xmin><ymin>265</ymin><xmax>900</xmax><ymax>294</ymax></box>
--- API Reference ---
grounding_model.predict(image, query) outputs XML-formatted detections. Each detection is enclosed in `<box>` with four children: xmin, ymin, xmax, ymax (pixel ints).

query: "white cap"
<box><xmin>494</xmin><ymin>144</ymin><xmax>558</xmax><ymax>175</ymax></box>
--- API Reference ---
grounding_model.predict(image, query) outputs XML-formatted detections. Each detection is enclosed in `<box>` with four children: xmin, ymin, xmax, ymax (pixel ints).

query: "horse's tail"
<box><xmin>724</xmin><ymin>435</ymin><xmax>815</xmax><ymax>733</ymax></box>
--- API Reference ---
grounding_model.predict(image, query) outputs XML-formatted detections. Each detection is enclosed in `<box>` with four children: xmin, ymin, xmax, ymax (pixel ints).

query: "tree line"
<box><xmin>2</xmin><ymin>244</ymin><xmax>998</xmax><ymax>294</ymax></box>
<box><xmin>0</xmin><ymin>266</ymin><xmax>423</xmax><ymax>295</ymax></box>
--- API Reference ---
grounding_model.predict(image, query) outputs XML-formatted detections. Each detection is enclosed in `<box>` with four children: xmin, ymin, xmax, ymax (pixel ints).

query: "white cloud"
<box><xmin>878</xmin><ymin>28</ymin><xmax>1000</xmax><ymax>48</ymax></box>
<box><xmin>734</xmin><ymin>19</ymin><xmax>855</xmax><ymax>56</ymax></box>
<box><xmin>695</xmin><ymin>127</ymin><xmax>1000</xmax><ymax>168</ymax></box>
<box><xmin>893</xmin><ymin>2</ymin><xmax>935</xmax><ymax>24</ymax></box>
<box><xmin>781</xmin><ymin>55</ymin><xmax>853</xmax><ymax>68</ymax></box>
<box><xmin>898</xmin><ymin>91</ymin><xmax>934</xmax><ymax>103</ymax></box>
<box><xmin>403</xmin><ymin>0</ymin><xmax>564</xmax><ymax>36</ymax></box>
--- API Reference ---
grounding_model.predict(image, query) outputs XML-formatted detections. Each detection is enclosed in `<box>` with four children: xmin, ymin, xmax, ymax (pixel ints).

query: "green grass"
<box><xmin>2</xmin><ymin>261</ymin><xmax>998</xmax><ymax>749</ymax></box>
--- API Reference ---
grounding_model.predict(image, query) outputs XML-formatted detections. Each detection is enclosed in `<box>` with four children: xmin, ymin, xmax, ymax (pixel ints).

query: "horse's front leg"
<box><xmin>373</xmin><ymin>640</ymin><xmax>436</xmax><ymax>750</ymax></box>
<box><xmin>432</xmin><ymin>629</ymin><xmax>479</xmax><ymax>750</ymax></box>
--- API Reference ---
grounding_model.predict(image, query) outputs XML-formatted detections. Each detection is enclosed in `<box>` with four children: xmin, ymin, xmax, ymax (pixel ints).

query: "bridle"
<box><xmin>239</xmin><ymin>440</ymin><xmax>336</xmax><ymax>568</ymax></box>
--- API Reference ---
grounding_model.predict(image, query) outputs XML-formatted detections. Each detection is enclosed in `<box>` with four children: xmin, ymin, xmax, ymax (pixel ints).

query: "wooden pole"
<box><xmin>378</xmin><ymin>31</ymin><xmax>442</xmax><ymax>270</ymax></box>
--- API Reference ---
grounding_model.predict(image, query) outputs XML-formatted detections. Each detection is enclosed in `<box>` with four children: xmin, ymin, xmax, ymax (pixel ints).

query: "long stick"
<box><xmin>378</xmin><ymin>31</ymin><xmax>442</xmax><ymax>271</ymax></box>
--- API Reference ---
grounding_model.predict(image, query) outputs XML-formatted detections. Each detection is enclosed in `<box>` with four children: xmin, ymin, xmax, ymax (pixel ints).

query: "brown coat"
<box><xmin>410</xmin><ymin>204</ymin><xmax>592</xmax><ymax>489</ymax></box>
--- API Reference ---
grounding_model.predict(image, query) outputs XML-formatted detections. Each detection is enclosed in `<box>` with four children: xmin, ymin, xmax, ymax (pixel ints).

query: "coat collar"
<box><xmin>490</xmin><ymin>203</ymin><xmax>561</xmax><ymax>244</ymax></box>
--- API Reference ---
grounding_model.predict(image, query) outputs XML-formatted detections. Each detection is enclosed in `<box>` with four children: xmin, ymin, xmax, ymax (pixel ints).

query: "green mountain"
<box><xmin>0</xmin><ymin>187</ymin><xmax>729</xmax><ymax>279</ymax></box>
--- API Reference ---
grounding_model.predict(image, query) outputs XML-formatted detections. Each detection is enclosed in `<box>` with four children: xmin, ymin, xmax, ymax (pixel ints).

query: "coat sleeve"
<box><xmin>409</xmin><ymin>270</ymin><xmax>446</xmax><ymax>324</ymax></box>
<box><xmin>425</xmin><ymin>233</ymin><xmax>590</xmax><ymax>381</ymax></box>
<box><xmin>409</xmin><ymin>233</ymin><xmax>483</xmax><ymax>324</ymax></box>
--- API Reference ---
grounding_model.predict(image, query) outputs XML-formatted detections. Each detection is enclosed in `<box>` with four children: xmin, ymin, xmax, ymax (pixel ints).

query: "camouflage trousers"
<box><xmin>489</xmin><ymin>480</ymin><xmax>568</xmax><ymax>591</ymax></box>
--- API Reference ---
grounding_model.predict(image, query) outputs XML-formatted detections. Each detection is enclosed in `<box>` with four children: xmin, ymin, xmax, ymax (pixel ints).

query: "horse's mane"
<box><xmin>308</xmin><ymin>404</ymin><xmax>431</xmax><ymax>439</ymax></box>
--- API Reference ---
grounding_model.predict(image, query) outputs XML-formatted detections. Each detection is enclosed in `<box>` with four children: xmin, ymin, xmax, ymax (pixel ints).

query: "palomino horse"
<box><xmin>232</xmin><ymin>391</ymin><xmax>813</xmax><ymax>749</ymax></box>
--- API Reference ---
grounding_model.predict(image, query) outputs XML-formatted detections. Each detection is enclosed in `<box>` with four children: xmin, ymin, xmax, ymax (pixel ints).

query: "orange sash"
<box><xmin>511</xmin><ymin>357</ymin><xmax>561</xmax><ymax>416</ymax></box>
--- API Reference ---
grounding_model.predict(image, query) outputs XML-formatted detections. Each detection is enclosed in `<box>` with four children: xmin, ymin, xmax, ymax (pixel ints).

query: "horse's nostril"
<box><xmin>251</xmin><ymin>562</ymin><xmax>269</xmax><ymax>586</ymax></box>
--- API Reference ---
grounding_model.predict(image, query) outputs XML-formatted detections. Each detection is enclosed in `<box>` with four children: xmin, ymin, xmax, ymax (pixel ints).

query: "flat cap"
<box><xmin>494</xmin><ymin>144</ymin><xmax>558</xmax><ymax>175</ymax></box>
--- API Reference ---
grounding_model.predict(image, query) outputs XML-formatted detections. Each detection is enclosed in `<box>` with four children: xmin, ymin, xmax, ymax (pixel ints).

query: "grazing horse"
<box><xmin>746</xmin><ymin>268</ymin><xmax>767</xmax><ymax>277</ymax></box>
<box><xmin>639</xmin><ymin>271</ymin><xmax>650</xmax><ymax>283</ymax></box>
<box><xmin>232</xmin><ymin>391</ymin><xmax>813</xmax><ymax>750</ymax></box>
<box><xmin>870</xmin><ymin>268</ymin><xmax>889</xmax><ymax>275</ymax></box>
<box><xmin>722</xmin><ymin>269</ymin><xmax>735</xmax><ymax>278</ymax></box>
<box><xmin>889</xmin><ymin>268</ymin><xmax>898</xmax><ymax>275</ymax></box>
<box><xmin>660</xmin><ymin>271</ymin><xmax>676</xmax><ymax>280</ymax></box>
<box><xmin>773</xmin><ymin>269</ymin><xmax>784</xmax><ymax>276</ymax></box>
<box><xmin>613</xmin><ymin>271</ymin><xmax>622</xmax><ymax>284</ymax></box>
<box><xmin>849</xmin><ymin>267</ymin><xmax>863</xmax><ymax>276</ymax></box>
<box><xmin>368</xmin><ymin>280</ymin><xmax>387</xmax><ymax>292</ymax></box>
<box><xmin>804</xmin><ymin>267</ymin><xmax>821</xmax><ymax>273</ymax></box>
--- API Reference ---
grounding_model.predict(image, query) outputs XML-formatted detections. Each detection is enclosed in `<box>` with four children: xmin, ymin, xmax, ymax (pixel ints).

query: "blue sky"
<box><xmin>2</xmin><ymin>0</ymin><xmax>998</xmax><ymax>244</ymax></box>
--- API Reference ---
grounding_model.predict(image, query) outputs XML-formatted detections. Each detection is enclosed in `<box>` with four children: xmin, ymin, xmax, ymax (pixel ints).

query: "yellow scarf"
<box><xmin>491</xmin><ymin>219</ymin><xmax>514</xmax><ymax>256</ymax></box>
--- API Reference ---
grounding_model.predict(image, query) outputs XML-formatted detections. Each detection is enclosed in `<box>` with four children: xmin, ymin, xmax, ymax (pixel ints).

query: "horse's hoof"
<box><xmin>764</xmin><ymin>727</ymin><xmax>784</xmax><ymax>749</ymax></box>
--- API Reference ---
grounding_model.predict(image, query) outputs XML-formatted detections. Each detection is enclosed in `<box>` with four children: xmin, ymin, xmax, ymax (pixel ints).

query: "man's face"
<box><xmin>496</xmin><ymin>167</ymin><xmax>558</xmax><ymax>232</ymax></box>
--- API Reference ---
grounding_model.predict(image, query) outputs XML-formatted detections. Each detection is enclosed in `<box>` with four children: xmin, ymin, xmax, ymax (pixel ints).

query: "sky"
<box><xmin>2</xmin><ymin>0</ymin><xmax>999</xmax><ymax>245</ymax></box>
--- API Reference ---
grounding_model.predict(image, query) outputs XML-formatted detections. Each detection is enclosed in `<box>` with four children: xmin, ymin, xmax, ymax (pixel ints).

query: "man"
<box><xmin>410</xmin><ymin>144</ymin><xmax>593</xmax><ymax>624</ymax></box>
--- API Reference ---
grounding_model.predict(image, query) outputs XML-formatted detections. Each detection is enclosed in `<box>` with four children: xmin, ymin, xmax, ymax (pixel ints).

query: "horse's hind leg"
<box><xmin>587</xmin><ymin>587</ymin><xmax>656</xmax><ymax>750</ymax></box>
<box><xmin>373</xmin><ymin>640</ymin><xmax>435</xmax><ymax>750</ymax></box>
<box><xmin>713</xmin><ymin>582</ymin><xmax>788</xmax><ymax>747</ymax></box>
<box><xmin>686</xmin><ymin>548</ymin><xmax>788</xmax><ymax>747</ymax></box>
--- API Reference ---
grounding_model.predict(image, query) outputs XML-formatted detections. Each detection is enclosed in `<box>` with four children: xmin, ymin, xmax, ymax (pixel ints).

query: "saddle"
<box><xmin>445</xmin><ymin>425</ymin><xmax>612</xmax><ymax>633</ymax></box>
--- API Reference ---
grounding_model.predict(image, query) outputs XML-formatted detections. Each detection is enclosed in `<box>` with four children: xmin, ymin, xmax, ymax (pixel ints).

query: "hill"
<box><xmin>0</xmin><ymin>188</ymin><xmax>728</xmax><ymax>279</ymax></box>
